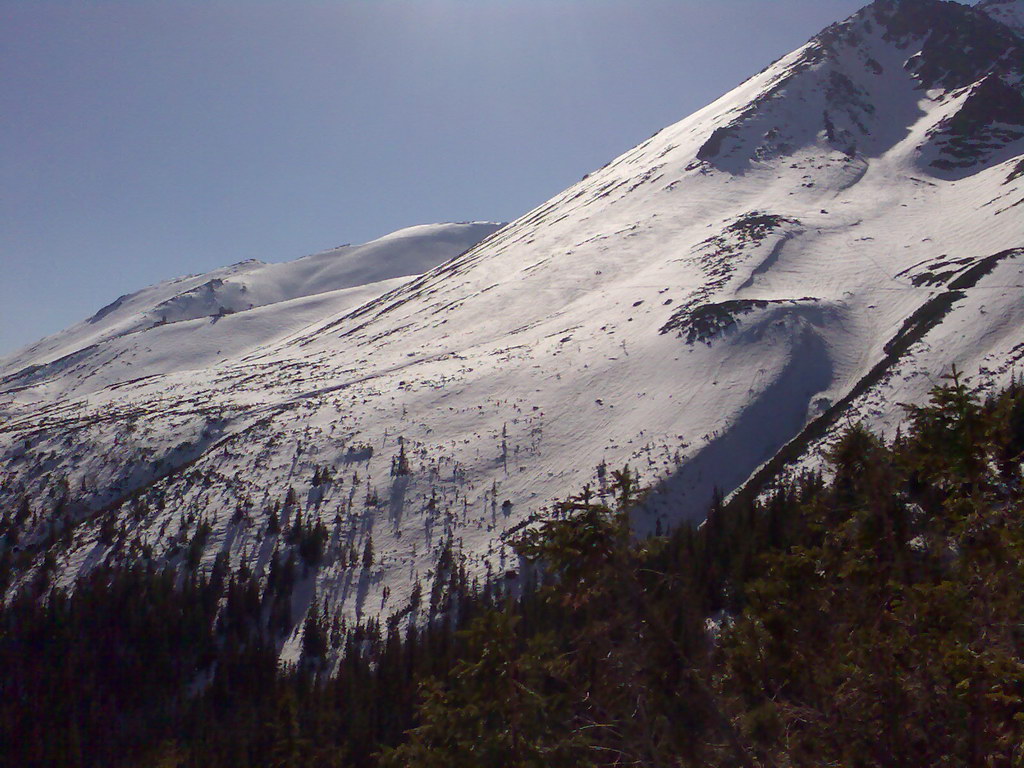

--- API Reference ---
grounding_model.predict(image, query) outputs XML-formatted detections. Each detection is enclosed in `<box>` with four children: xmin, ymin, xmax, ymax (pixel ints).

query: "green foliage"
<box><xmin>0</xmin><ymin>563</ymin><xmax>221</xmax><ymax>767</ymax></box>
<box><xmin>379</xmin><ymin>612</ymin><xmax>591</xmax><ymax>768</ymax></box>
<box><xmin>714</xmin><ymin>373</ymin><xmax>1024</xmax><ymax>766</ymax></box>
<box><xmin>391</xmin><ymin>470</ymin><xmax>737</xmax><ymax>767</ymax></box>
<box><xmin>302</xmin><ymin>601</ymin><xmax>329</xmax><ymax>663</ymax></box>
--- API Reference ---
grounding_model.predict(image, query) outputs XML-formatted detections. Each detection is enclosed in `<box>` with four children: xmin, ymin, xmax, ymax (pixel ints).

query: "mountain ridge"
<box><xmin>0</xmin><ymin>222</ymin><xmax>503</xmax><ymax>395</ymax></box>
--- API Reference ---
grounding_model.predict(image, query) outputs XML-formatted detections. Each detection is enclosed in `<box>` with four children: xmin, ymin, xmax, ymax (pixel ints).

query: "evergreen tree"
<box><xmin>362</xmin><ymin>535</ymin><xmax>374</xmax><ymax>569</ymax></box>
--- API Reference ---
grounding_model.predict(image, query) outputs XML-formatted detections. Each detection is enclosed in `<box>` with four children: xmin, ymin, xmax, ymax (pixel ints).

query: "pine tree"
<box><xmin>362</xmin><ymin>536</ymin><xmax>374</xmax><ymax>569</ymax></box>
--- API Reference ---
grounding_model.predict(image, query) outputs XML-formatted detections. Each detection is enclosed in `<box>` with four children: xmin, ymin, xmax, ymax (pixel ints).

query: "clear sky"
<box><xmin>1</xmin><ymin>0</ymin><xmax>868</xmax><ymax>357</ymax></box>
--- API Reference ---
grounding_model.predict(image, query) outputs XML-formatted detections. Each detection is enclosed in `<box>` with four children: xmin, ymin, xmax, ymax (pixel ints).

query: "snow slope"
<box><xmin>1</xmin><ymin>0</ymin><xmax>1021</xmax><ymax>658</ymax></box>
<box><xmin>0</xmin><ymin>222</ymin><xmax>502</xmax><ymax>396</ymax></box>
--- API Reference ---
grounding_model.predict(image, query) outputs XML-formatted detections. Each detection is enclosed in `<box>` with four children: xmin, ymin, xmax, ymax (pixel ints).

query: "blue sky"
<box><xmin>1</xmin><ymin>0</ymin><xmax>868</xmax><ymax>356</ymax></box>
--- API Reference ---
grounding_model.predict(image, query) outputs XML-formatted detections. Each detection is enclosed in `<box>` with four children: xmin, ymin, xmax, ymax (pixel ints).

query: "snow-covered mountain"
<box><xmin>2</xmin><ymin>0</ymin><xmax>1022</xmax><ymax>658</ymax></box>
<box><xmin>1</xmin><ymin>222</ymin><xmax>503</xmax><ymax>396</ymax></box>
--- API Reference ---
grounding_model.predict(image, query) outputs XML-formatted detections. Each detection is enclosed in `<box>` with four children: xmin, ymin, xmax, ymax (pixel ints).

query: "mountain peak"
<box><xmin>693</xmin><ymin>0</ymin><xmax>1021</xmax><ymax>172</ymax></box>
<box><xmin>818</xmin><ymin>0</ymin><xmax>1022</xmax><ymax>89</ymax></box>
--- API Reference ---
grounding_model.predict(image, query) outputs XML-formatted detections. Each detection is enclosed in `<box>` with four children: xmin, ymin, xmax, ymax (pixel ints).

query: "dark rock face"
<box><xmin>696</xmin><ymin>126</ymin><xmax>737</xmax><ymax>162</ymax></box>
<box><xmin>664</xmin><ymin>299</ymin><xmax>772</xmax><ymax>344</ymax></box>
<box><xmin>929</xmin><ymin>75</ymin><xmax>1024</xmax><ymax>171</ymax></box>
<box><xmin>874</xmin><ymin>0</ymin><xmax>1022</xmax><ymax>88</ymax></box>
<box><xmin>661</xmin><ymin>298</ymin><xmax>821</xmax><ymax>346</ymax></box>
<box><xmin>1008</xmin><ymin>157</ymin><xmax>1024</xmax><ymax>183</ymax></box>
